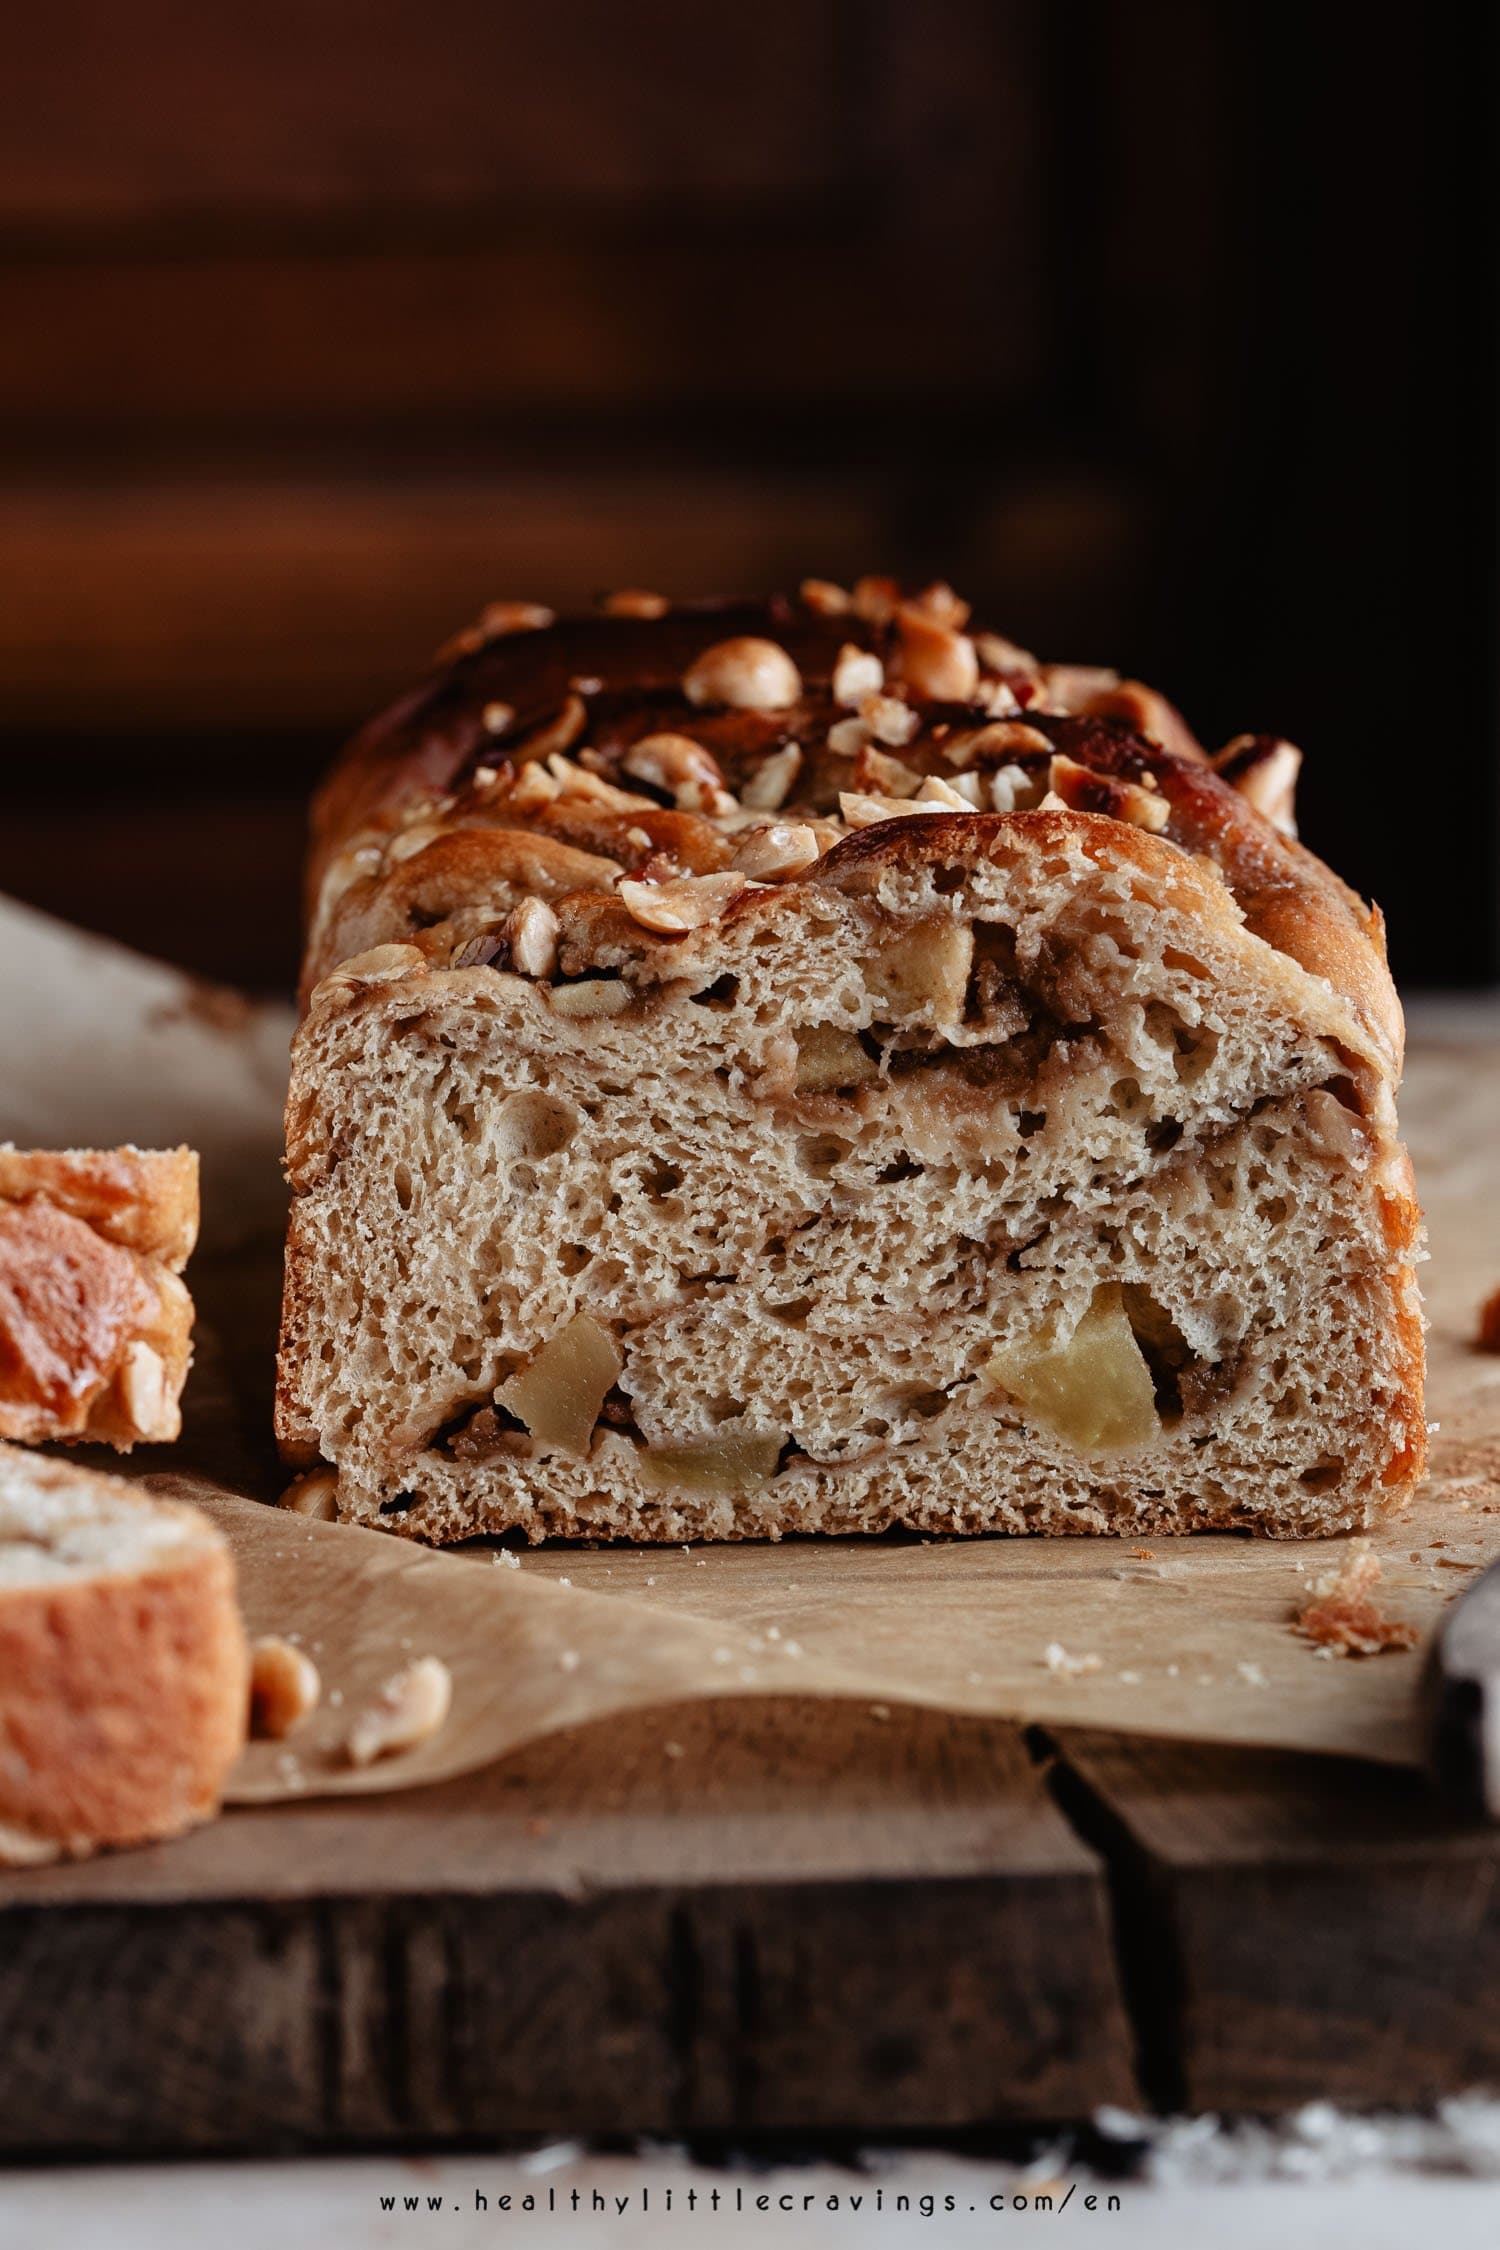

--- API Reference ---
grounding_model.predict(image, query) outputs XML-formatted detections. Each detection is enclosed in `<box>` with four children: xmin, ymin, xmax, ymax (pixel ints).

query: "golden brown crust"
<box><xmin>0</xmin><ymin>1148</ymin><xmax>198</xmax><ymax>1448</ymax></box>
<box><xmin>0</xmin><ymin>1444</ymin><xmax>248</xmax><ymax>1858</ymax></box>
<box><xmin>297</xmin><ymin>588</ymin><xmax>1395</xmax><ymax>1067</ymax></box>
<box><xmin>0</xmin><ymin>1147</ymin><xmax>198</xmax><ymax>1265</ymax></box>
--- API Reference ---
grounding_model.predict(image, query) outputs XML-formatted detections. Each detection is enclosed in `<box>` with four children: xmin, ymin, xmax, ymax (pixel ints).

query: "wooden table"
<box><xmin>5</xmin><ymin>1690</ymin><xmax>1499</xmax><ymax>2156</ymax></box>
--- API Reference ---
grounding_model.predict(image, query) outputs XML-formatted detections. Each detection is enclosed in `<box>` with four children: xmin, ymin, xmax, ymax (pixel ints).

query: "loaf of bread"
<box><xmin>0</xmin><ymin>1146</ymin><xmax>197</xmax><ymax>1446</ymax></box>
<box><xmin>0</xmin><ymin>1442</ymin><xmax>247</xmax><ymax>1863</ymax></box>
<box><xmin>277</xmin><ymin>580</ymin><xmax>1425</xmax><ymax>1543</ymax></box>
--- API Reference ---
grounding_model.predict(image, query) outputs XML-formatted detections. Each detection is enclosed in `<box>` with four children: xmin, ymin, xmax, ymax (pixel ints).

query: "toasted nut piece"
<box><xmin>1037</xmin><ymin>662</ymin><xmax>1121</xmax><ymax>714</ymax></box>
<box><xmin>481</xmin><ymin>701</ymin><xmax>516</xmax><ymax>735</ymax></box>
<box><xmin>800</xmin><ymin>576</ymin><xmax>852</xmax><ymax>616</ymax></box>
<box><xmin>682</xmin><ymin>637</ymin><xmax>802</xmax><ymax>711</ymax></box>
<box><xmin>740</xmin><ymin>743</ymin><xmax>803</xmax><ymax>810</ymax></box>
<box><xmin>986</xmin><ymin>1285</ymin><xmax>1159</xmax><ymax>1452</ymax></box>
<box><xmin>794</xmin><ymin>1025</ymin><xmax>879</xmax><ymax>1092</ymax></box>
<box><xmin>622</xmin><ymin>732</ymin><xmax>737</xmax><ymax>817</ymax></box>
<box><xmin>618</xmin><ymin>872</ymin><xmax>748</xmax><ymax>932</ymax></box>
<box><xmin>867</xmin><ymin>918</ymin><xmax>975</xmax><ymax>1022</ymax></box>
<box><xmin>502</xmin><ymin>761</ymin><xmax>563</xmax><ymax>810</ymax></box>
<box><xmin>732</xmin><ymin>823</ymin><xmax>822</xmax><ymax>880</ymax></box>
<box><xmin>516</xmin><ymin>693</ymin><xmax>588</xmax><ymax>764</ymax></box>
<box><xmin>850</xmin><ymin>743</ymin><xmax>924</xmax><ymax>797</ymax></box>
<box><xmin>975</xmin><ymin>676</ymin><xmax>1024</xmax><ymax>717</ymax></box>
<box><xmin>1478</xmin><ymin>1287</ymin><xmax>1500</xmax><ymax>1353</ymax></box>
<box><xmin>283</xmin><ymin>1467</ymin><xmax>339</xmax><ymax>1518</ymax></box>
<box><xmin>0</xmin><ymin>1822</ymin><xmax>63</xmax><ymax>1869</ymax></box>
<box><xmin>498</xmin><ymin>1312</ymin><xmax>623</xmax><ymax>1456</ymax></box>
<box><xmin>989</xmin><ymin>763</ymin><xmax>1042</xmax><ymax>812</ymax></box>
<box><xmin>312</xmin><ymin>945</ymin><xmax>427</xmax><ymax>1007</ymax></box>
<box><xmin>1214</xmin><ymin>734</ymin><xmax>1302</xmax><ymax>837</ymax></box>
<box><xmin>601</xmin><ymin>588</ymin><xmax>669</xmax><ymax>617</ymax></box>
<box><xmin>975</xmin><ymin>631</ymin><xmax>1039</xmax><ymax>676</ymax></box>
<box><xmin>897</xmin><ymin>604</ymin><xmax>980</xmax><ymax>703</ymax></box>
<box><xmin>438</xmin><ymin>600</ymin><xmax>555</xmax><ymax>661</ymax></box>
<box><xmin>545</xmin><ymin>754</ymin><xmax>657</xmax><ymax>812</ymax></box>
<box><xmin>863</xmin><ymin>692</ymin><xmax>920</xmax><ymax>747</ymax></box>
<box><xmin>1048</xmin><ymin>753</ymin><xmax>1170</xmax><ymax>833</ymax></box>
<box><xmin>250</xmin><ymin>1637</ymin><xmax>322</xmax><ymax>1740</ymax></box>
<box><xmin>905</xmin><ymin>580</ymin><xmax>972</xmax><ymax>630</ymax></box>
<box><xmin>827</xmin><ymin>715</ymin><xmax>871</xmax><ymax>759</ymax></box>
<box><xmin>851</xmin><ymin>575</ymin><xmax>902</xmax><ymax>624</ymax></box>
<box><xmin>386</xmin><ymin>820</ymin><xmax>450</xmax><ymax>865</ymax></box>
<box><xmin>916</xmin><ymin>774</ymin><xmax>979</xmax><ymax>811</ymax></box>
<box><xmin>838</xmin><ymin>791</ymin><xmax>947</xmax><ymax>829</ymax></box>
<box><xmin>508</xmin><ymin>897</ymin><xmax>560</xmax><ymax>978</ymax></box>
<box><xmin>347</xmin><ymin>1656</ymin><xmax>454</xmax><ymax>1768</ymax></box>
<box><xmin>833</xmin><ymin>642</ymin><xmax>885</xmax><ymax>706</ymax></box>
<box><xmin>549</xmin><ymin>979</ymin><xmax>633</xmax><ymax>1018</ymax></box>
<box><xmin>634</xmin><ymin>1433</ymin><xmax>784</xmax><ymax>1495</ymax></box>
<box><xmin>945</xmin><ymin>720</ymin><xmax>1054</xmax><ymax>769</ymax></box>
<box><xmin>118</xmin><ymin>1342</ymin><xmax>173</xmax><ymax>1438</ymax></box>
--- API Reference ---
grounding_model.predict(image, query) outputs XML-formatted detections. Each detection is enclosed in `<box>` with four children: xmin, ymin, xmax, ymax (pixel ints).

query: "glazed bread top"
<box><xmin>303</xmin><ymin>580</ymin><xmax>1402</xmax><ymax>1083</ymax></box>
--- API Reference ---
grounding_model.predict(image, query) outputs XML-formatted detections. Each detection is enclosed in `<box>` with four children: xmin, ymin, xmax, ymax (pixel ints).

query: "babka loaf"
<box><xmin>276</xmin><ymin>580</ymin><xmax>1425</xmax><ymax>1542</ymax></box>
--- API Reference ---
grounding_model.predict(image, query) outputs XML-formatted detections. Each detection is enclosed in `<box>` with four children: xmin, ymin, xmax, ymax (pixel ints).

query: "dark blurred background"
<box><xmin>0</xmin><ymin>1</ymin><xmax>1492</xmax><ymax>993</ymax></box>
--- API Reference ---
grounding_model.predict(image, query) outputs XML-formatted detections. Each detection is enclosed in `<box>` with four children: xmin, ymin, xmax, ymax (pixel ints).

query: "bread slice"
<box><xmin>0</xmin><ymin>1442</ymin><xmax>247</xmax><ymax>1863</ymax></box>
<box><xmin>0</xmin><ymin>1145</ymin><xmax>198</xmax><ymax>1446</ymax></box>
<box><xmin>276</xmin><ymin>582</ymin><xmax>1424</xmax><ymax>1542</ymax></box>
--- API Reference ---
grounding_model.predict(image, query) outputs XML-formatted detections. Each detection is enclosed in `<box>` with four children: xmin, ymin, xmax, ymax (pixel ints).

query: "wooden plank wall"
<box><xmin>0</xmin><ymin>2</ymin><xmax>1491</xmax><ymax>988</ymax></box>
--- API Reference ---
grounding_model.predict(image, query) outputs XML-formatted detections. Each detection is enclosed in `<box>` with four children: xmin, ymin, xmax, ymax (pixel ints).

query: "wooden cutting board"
<box><xmin>4</xmin><ymin>1696</ymin><xmax>1500</xmax><ymax>2154</ymax></box>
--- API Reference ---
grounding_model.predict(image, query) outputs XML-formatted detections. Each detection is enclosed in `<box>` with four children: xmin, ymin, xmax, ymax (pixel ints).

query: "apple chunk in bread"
<box><xmin>985</xmin><ymin>1286</ymin><xmax>1160</xmax><ymax>1453</ymax></box>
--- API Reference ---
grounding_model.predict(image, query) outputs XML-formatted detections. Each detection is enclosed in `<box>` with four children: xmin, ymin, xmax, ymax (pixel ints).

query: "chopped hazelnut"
<box><xmin>732</xmin><ymin>823</ymin><xmax>822</xmax><ymax>881</ymax></box>
<box><xmin>838</xmin><ymin>791</ymin><xmax>947</xmax><ymax>829</ymax></box>
<box><xmin>250</xmin><ymin>1638</ymin><xmax>322</xmax><ymax>1740</ymax></box>
<box><xmin>347</xmin><ymin>1657</ymin><xmax>454</xmax><ymax>1767</ymax></box>
<box><xmin>622</xmin><ymin>732</ymin><xmax>737</xmax><ymax>817</ymax></box>
<box><xmin>833</xmin><ymin>642</ymin><xmax>885</xmax><ymax>707</ymax></box>
<box><xmin>282</xmin><ymin>1467</ymin><xmax>339</xmax><ymax>1519</ymax></box>
<box><xmin>1048</xmin><ymin>753</ymin><xmax>1170</xmax><ymax>833</ymax></box>
<box><xmin>682</xmin><ymin>637</ymin><xmax>802</xmax><ymax>711</ymax></box>
<box><xmin>437</xmin><ymin>600</ymin><xmax>555</xmax><ymax>661</ymax></box>
<box><xmin>904</xmin><ymin>580</ymin><xmax>971</xmax><ymax>630</ymax></box>
<box><xmin>851</xmin><ymin>575</ymin><xmax>902</xmax><ymax>624</ymax></box>
<box><xmin>601</xmin><ymin>588</ymin><xmax>669</xmax><ymax>618</ymax></box>
<box><xmin>1214</xmin><ymin>734</ymin><xmax>1302</xmax><ymax>837</ymax></box>
<box><xmin>974</xmin><ymin>631</ymin><xmax>1039</xmax><ymax>676</ymax></box>
<box><xmin>618</xmin><ymin>871</ymin><xmax>749</xmax><ymax>932</ymax></box>
<box><xmin>508</xmin><ymin>897</ymin><xmax>560</xmax><ymax>979</ymax></box>
<box><xmin>898</xmin><ymin>605</ymin><xmax>980</xmax><ymax>703</ymax></box>
<box><xmin>801</xmin><ymin>576</ymin><xmax>852</xmax><ymax>616</ymax></box>
<box><xmin>915</xmin><ymin>774</ymin><xmax>979</xmax><ymax>811</ymax></box>
<box><xmin>740</xmin><ymin>743</ymin><xmax>804</xmax><ymax>811</ymax></box>
<box><xmin>850</xmin><ymin>743</ymin><xmax>924</xmax><ymax>798</ymax></box>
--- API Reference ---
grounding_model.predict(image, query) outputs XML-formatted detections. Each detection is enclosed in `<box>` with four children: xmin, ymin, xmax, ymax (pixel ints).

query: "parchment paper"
<box><xmin>4</xmin><ymin>893</ymin><xmax>1498</xmax><ymax>1799</ymax></box>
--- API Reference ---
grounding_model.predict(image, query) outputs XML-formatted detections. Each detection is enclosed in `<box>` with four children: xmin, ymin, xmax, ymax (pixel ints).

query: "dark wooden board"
<box><xmin>0</xmin><ymin>1701</ymin><xmax>1135</xmax><ymax>2155</ymax></box>
<box><xmin>5</xmin><ymin>1694</ymin><xmax>1500</xmax><ymax>2152</ymax></box>
<box><xmin>1047</xmin><ymin>1730</ymin><xmax>1500</xmax><ymax>2114</ymax></box>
